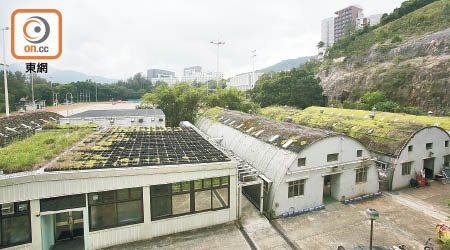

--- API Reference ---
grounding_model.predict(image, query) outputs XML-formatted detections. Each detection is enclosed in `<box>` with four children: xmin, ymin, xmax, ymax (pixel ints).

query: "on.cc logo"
<box><xmin>23</xmin><ymin>16</ymin><xmax>50</xmax><ymax>44</ymax></box>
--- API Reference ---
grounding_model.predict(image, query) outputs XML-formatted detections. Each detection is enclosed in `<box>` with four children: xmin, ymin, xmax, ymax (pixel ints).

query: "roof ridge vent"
<box><xmin>246</xmin><ymin>127</ymin><xmax>255</xmax><ymax>133</ymax></box>
<box><xmin>255</xmin><ymin>130</ymin><xmax>264</xmax><ymax>137</ymax></box>
<box><xmin>269</xmin><ymin>135</ymin><xmax>279</xmax><ymax>142</ymax></box>
<box><xmin>282</xmin><ymin>139</ymin><xmax>294</xmax><ymax>148</ymax></box>
<box><xmin>236</xmin><ymin>124</ymin><xmax>244</xmax><ymax>129</ymax></box>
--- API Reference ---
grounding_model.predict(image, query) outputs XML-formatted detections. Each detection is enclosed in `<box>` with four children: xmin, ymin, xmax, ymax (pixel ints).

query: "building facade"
<box><xmin>181</xmin><ymin>66</ymin><xmax>224</xmax><ymax>83</ymax></box>
<box><xmin>196</xmin><ymin>110</ymin><xmax>379</xmax><ymax>216</ymax></box>
<box><xmin>59</xmin><ymin>109</ymin><xmax>166</xmax><ymax>127</ymax></box>
<box><xmin>333</xmin><ymin>5</ymin><xmax>364</xmax><ymax>42</ymax></box>
<box><xmin>321</xmin><ymin>17</ymin><xmax>335</xmax><ymax>47</ymax></box>
<box><xmin>147</xmin><ymin>69</ymin><xmax>178</xmax><ymax>86</ymax></box>
<box><xmin>227</xmin><ymin>72</ymin><xmax>263</xmax><ymax>91</ymax></box>
<box><xmin>0</xmin><ymin>127</ymin><xmax>237</xmax><ymax>250</ymax></box>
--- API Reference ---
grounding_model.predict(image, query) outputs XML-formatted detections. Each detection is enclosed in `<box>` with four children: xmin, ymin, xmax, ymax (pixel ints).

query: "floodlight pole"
<box><xmin>2</xmin><ymin>27</ymin><xmax>10</xmax><ymax>116</ymax></box>
<box><xmin>66</xmin><ymin>92</ymin><xmax>73</xmax><ymax>116</ymax></box>
<box><xmin>251</xmin><ymin>50</ymin><xmax>256</xmax><ymax>88</ymax></box>
<box><xmin>210</xmin><ymin>36</ymin><xmax>225</xmax><ymax>95</ymax></box>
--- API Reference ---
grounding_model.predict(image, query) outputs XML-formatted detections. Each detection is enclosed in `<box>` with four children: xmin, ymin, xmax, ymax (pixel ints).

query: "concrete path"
<box><xmin>239</xmin><ymin>196</ymin><xmax>292</xmax><ymax>250</ymax></box>
<box><xmin>385</xmin><ymin>192</ymin><xmax>449</xmax><ymax>221</ymax></box>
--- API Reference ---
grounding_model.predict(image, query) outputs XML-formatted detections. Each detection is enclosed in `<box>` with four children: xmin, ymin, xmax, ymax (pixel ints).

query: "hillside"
<box><xmin>257</xmin><ymin>56</ymin><xmax>312</xmax><ymax>73</ymax></box>
<box><xmin>318</xmin><ymin>0</ymin><xmax>450</xmax><ymax>115</ymax></box>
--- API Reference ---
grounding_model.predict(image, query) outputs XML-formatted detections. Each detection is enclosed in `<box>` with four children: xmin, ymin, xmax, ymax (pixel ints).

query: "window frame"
<box><xmin>0</xmin><ymin>201</ymin><xmax>32</xmax><ymax>248</ymax></box>
<box><xmin>356</xmin><ymin>150</ymin><xmax>363</xmax><ymax>158</ymax></box>
<box><xmin>355</xmin><ymin>167</ymin><xmax>368</xmax><ymax>184</ymax></box>
<box><xmin>150</xmin><ymin>176</ymin><xmax>230</xmax><ymax>221</ymax></box>
<box><xmin>88</xmin><ymin>188</ymin><xmax>144</xmax><ymax>232</ymax></box>
<box><xmin>402</xmin><ymin>162</ymin><xmax>412</xmax><ymax>176</ymax></box>
<box><xmin>408</xmin><ymin>145</ymin><xmax>413</xmax><ymax>152</ymax></box>
<box><xmin>426</xmin><ymin>143</ymin><xmax>433</xmax><ymax>150</ymax></box>
<box><xmin>327</xmin><ymin>153</ymin><xmax>339</xmax><ymax>162</ymax></box>
<box><xmin>298</xmin><ymin>157</ymin><xmax>306</xmax><ymax>167</ymax></box>
<box><xmin>288</xmin><ymin>179</ymin><xmax>305</xmax><ymax>198</ymax></box>
<box><xmin>445</xmin><ymin>140</ymin><xmax>449</xmax><ymax>148</ymax></box>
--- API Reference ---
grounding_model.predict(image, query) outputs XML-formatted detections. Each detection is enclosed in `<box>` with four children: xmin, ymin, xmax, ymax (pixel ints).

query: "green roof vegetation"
<box><xmin>258</xmin><ymin>106</ymin><xmax>450</xmax><ymax>156</ymax></box>
<box><xmin>42</xmin><ymin>122</ymin><xmax>99</xmax><ymax>129</ymax></box>
<box><xmin>0</xmin><ymin>128</ymin><xmax>92</xmax><ymax>173</ymax></box>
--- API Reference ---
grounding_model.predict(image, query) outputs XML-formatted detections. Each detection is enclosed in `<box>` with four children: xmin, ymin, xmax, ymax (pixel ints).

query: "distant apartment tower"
<box><xmin>147</xmin><ymin>68</ymin><xmax>178</xmax><ymax>86</ymax></box>
<box><xmin>227</xmin><ymin>72</ymin><xmax>263</xmax><ymax>91</ymax></box>
<box><xmin>333</xmin><ymin>5</ymin><xmax>364</xmax><ymax>42</ymax></box>
<box><xmin>182</xmin><ymin>66</ymin><xmax>223</xmax><ymax>83</ymax></box>
<box><xmin>321</xmin><ymin>17</ymin><xmax>334</xmax><ymax>47</ymax></box>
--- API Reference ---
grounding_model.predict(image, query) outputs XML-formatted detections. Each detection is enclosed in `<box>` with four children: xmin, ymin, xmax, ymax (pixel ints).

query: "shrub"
<box><xmin>360</xmin><ymin>91</ymin><xmax>387</xmax><ymax>108</ymax></box>
<box><xmin>391</xmin><ymin>35</ymin><xmax>403</xmax><ymax>43</ymax></box>
<box><xmin>374</xmin><ymin>101</ymin><xmax>400</xmax><ymax>112</ymax></box>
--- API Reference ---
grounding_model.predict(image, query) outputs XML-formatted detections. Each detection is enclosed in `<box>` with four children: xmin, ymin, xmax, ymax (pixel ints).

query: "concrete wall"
<box><xmin>392</xmin><ymin>127</ymin><xmax>450</xmax><ymax>190</ymax></box>
<box><xmin>1</xmin><ymin>162</ymin><xmax>237</xmax><ymax>249</ymax></box>
<box><xmin>274</xmin><ymin>136</ymin><xmax>378</xmax><ymax>215</ymax></box>
<box><xmin>59</xmin><ymin>115</ymin><xmax>165</xmax><ymax>128</ymax></box>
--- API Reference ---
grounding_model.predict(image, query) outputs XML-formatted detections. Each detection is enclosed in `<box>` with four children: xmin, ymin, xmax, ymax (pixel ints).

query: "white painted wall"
<box><xmin>392</xmin><ymin>127</ymin><xmax>450</xmax><ymax>190</ymax></box>
<box><xmin>59</xmin><ymin>115</ymin><xmax>165</xmax><ymax>128</ymax></box>
<box><xmin>1</xmin><ymin>162</ymin><xmax>237</xmax><ymax>249</ymax></box>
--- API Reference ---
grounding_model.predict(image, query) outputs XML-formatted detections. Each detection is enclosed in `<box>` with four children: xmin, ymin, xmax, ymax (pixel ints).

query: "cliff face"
<box><xmin>318</xmin><ymin>28</ymin><xmax>450</xmax><ymax>114</ymax></box>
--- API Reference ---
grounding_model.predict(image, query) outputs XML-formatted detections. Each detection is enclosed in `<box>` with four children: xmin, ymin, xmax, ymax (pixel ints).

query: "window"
<box><xmin>446</xmin><ymin>140</ymin><xmax>449</xmax><ymax>148</ymax></box>
<box><xmin>444</xmin><ymin>155</ymin><xmax>450</xmax><ymax>167</ymax></box>
<box><xmin>402</xmin><ymin>162</ymin><xmax>412</xmax><ymax>176</ymax></box>
<box><xmin>357</xmin><ymin>150</ymin><xmax>363</xmax><ymax>157</ymax></box>
<box><xmin>288</xmin><ymin>179</ymin><xmax>305</xmax><ymax>198</ymax></box>
<box><xmin>327</xmin><ymin>153</ymin><xmax>339</xmax><ymax>162</ymax></box>
<box><xmin>426</xmin><ymin>143</ymin><xmax>433</xmax><ymax>150</ymax></box>
<box><xmin>88</xmin><ymin>188</ymin><xmax>143</xmax><ymax>231</ymax></box>
<box><xmin>355</xmin><ymin>167</ymin><xmax>368</xmax><ymax>183</ymax></box>
<box><xmin>298</xmin><ymin>158</ymin><xmax>306</xmax><ymax>167</ymax></box>
<box><xmin>150</xmin><ymin>176</ymin><xmax>230</xmax><ymax>221</ymax></box>
<box><xmin>0</xmin><ymin>201</ymin><xmax>31</xmax><ymax>248</ymax></box>
<box><xmin>408</xmin><ymin>145</ymin><xmax>413</xmax><ymax>152</ymax></box>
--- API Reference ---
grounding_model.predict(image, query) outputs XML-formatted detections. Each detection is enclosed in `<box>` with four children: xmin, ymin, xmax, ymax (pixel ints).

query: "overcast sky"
<box><xmin>1</xmin><ymin>0</ymin><xmax>405</xmax><ymax>81</ymax></box>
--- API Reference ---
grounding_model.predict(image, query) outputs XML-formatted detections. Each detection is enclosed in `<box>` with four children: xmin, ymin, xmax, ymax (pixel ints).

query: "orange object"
<box><xmin>417</xmin><ymin>177</ymin><xmax>425</xmax><ymax>187</ymax></box>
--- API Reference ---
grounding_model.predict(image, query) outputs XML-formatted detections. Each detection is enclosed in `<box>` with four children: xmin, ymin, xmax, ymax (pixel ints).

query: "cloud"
<box><xmin>0</xmin><ymin>0</ymin><xmax>405</xmax><ymax>80</ymax></box>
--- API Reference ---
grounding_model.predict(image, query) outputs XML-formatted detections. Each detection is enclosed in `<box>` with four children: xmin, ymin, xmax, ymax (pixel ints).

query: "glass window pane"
<box><xmin>102</xmin><ymin>191</ymin><xmax>116</xmax><ymax>203</ymax></box>
<box><xmin>151</xmin><ymin>184</ymin><xmax>170</xmax><ymax>196</ymax></box>
<box><xmin>171</xmin><ymin>183</ymin><xmax>181</xmax><ymax>193</ymax></box>
<box><xmin>203</xmin><ymin>179</ymin><xmax>211</xmax><ymax>189</ymax></box>
<box><xmin>212</xmin><ymin>177</ymin><xmax>221</xmax><ymax>187</ymax></box>
<box><xmin>151</xmin><ymin>196</ymin><xmax>171</xmax><ymax>219</ymax></box>
<box><xmin>1</xmin><ymin>203</ymin><xmax>14</xmax><ymax>216</ymax></box>
<box><xmin>1</xmin><ymin>215</ymin><xmax>31</xmax><ymax>245</ymax></box>
<box><xmin>194</xmin><ymin>180</ymin><xmax>203</xmax><ymax>190</ymax></box>
<box><xmin>89</xmin><ymin>193</ymin><xmax>101</xmax><ymax>205</ymax></box>
<box><xmin>221</xmin><ymin>176</ymin><xmax>229</xmax><ymax>186</ymax></box>
<box><xmin>182</xmin><ymin>181</ymin><xmax>191</xmax><ymax>192</ymax></box>
<box><xmin>117</xmin><ymin>189</ymin><xmax>130</xmax><ymax>201</ymax></box>
<box><xmin>90</xmin><ymin>203</ymin><xmax>117</xmax><ymax>229</ymax></box>
<box><xmin>130</xmin><ymin>188</ymin><xmax>142</xmax><ymax>200</ymax></box>
<box><xmin>172</xmin><ymin>193</ymin><xmax>191</xmax><ymax>215</ymax></box>
<box><xmin>117</xmin><ymin>200</ymin><xmax>143</xmax><ymax>225</ymax></box>
<box><xmin>212</xmin><ymin>187</ymin><xmax>229</xmax><ymax>209</ymax></box>
<box><xmin>195</xmin><ymin>190</ymin><xmax>211</xmax><ymax>211</ymax></box>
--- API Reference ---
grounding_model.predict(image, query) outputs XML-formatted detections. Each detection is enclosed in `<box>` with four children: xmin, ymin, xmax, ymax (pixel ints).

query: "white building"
<box><xmin>182</xmin><ymin>66</ymin><xmax>224</xmax><ymax>83</ymax></box>
<box><xmin>366</xmin><ymin>14</ymin><xmax>383</xmax><ymax>26</ymax></box>
<box><xmin>0</xmin><ymin>126</ymin><xmax>237</xmax><ymax>249</ymax></box>
<box><xmin>321</xmin><ymin>17</ymin><xmax>335</xmax><ymax>47</ymax></box>
<box><xmin>227</xmin><ymin>72</ymin><xmax>263</xmax><ymax>91</ymax></box>
<box><xmin>147</xmin><ymin>69</ymin><xmax>178</xmax><ymax>86</ymax></box>
<box><xmin>196</xmin><ymin>110</ymin><xmax>379</xmax><ymax>216</ymax></box>
<box><xmin>59</xmin><ymin>109</ymin><xmax>166</xmax><ymax>128</ymax></box>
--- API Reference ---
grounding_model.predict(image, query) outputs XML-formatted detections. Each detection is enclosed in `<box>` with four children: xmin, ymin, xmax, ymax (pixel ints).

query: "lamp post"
<box><xmin>65</xmin><ymin>92</ymin><xmax>73</xmax><ymax>116</ymax></box>
<box><xmin>210</xmin><ymin>36</ymin><xmax>225</xmax><ymax>95</ymax></box>
<box><xmin>2</xmin><ymin>27</ymin><xmax>9</xmax><ymax>116</ymax></box>
<box><xmin>365</xmin><ymin>208</ymin><xmax>379</xmax><ymax>250</ymax></box>
<box><xmin>251</xmin><ymin>50</ymin><xmax>256</xmax><ymax>89</ymax></box>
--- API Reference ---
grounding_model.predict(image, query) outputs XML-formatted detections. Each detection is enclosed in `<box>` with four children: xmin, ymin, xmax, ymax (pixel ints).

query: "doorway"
<box><xmin>424</xmin><ymin>158</ymin><xmax>435</xmax><ymax>179</ymax></box>
<box><xmin>48</xmin><ymin>211</ymin><xmax>85</xmax><ymax>250</ymax></box>
<box><xmin>323</xmin><ymin>175</ymin><xmax>332</xmax><ymax>198</ymax></box>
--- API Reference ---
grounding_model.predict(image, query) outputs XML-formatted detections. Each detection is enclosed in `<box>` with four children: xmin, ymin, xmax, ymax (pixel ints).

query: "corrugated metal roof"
<box><xmin>67</xmin><ymin>109</ymin><xmax>164</xmax><ymax>118</ymax></box>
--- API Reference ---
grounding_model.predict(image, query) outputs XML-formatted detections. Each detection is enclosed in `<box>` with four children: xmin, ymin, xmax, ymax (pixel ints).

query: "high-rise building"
<box><xmin>147</xmin><ymin>69</ymin><xmax>178</xmax><ymax>86</ymax></box>
<box><xmin>333</xmin><ymin>5</ymin><xmax>364</xmax><ymax>42</ymax></box>
<box><xmin>321</xmin><ymin>17</ymin><xmax>335</xmax><ymax>47</ymax></box>
<box><xmin>227</xmin><ymin>72</ymin><xmax>263</xmax><ymax>91</ymax></box>
<box><xmin>182</xmin><ymin>66</ymin><xmax>223</xmax><ymax>83</ymax></box>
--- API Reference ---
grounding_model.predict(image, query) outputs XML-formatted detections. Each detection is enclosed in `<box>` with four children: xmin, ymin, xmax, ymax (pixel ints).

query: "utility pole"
<box><xmin>2</xmin><ymin>27</ymin><xmax>9</xmax><ymax>116</ymax></box>
<box><xmin>251</xmin><ymin>50</ymin><xmax>256</xmax><ymax>89</ymax></box>
<box><xmin>210</xmin><ymin>35</ymin><xmax>225</xmax><ymax>95</ymax></box>
<box><xmin>95</xmin><ymin>82</ymin><xmax>98</xmax><ymax>102</ymax></box>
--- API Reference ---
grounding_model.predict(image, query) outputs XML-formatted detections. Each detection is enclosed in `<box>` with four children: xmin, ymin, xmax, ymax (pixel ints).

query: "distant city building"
<box><xmin>181</xmin><ymin>66</ymin><xmax>223</xmax><ymax>83</ymax></box>
<box><xmin>227</xmin><ymin>72</ymin><xmax>263</xmax><ymax>91</ymax></box>
<box><xmin>147</xmin><ymin>68</ymin><xmax>178</xmax><ymax>86</ymax></box>
<box><xmin>321</xmin><ymin>17</ymin><xmax>335</xmax><ymax>47</ymax></box>
<box><xmin>333</xmin><ymin>5</ymin><xmax>364</xmax><ymax>42</ymax></box>
<box><xmin>321</xmin><ymin>5</ymin><xmax>382</xmax><ymax>46</ymax></box>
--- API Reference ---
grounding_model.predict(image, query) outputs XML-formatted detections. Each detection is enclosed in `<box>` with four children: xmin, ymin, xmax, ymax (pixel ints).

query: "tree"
<box><xmin>142</xmin><ymin>83</ymin><xmax>203</xmax><ymax>126</ymax></box>
<box><xmin>317</xmin><ymin>41</ymin><xmax>325</xmax><ymax>49</ymax></box>
<box><xmin>250</xmin><ymin>62</ymin><xmax>323</xmax><ymax>109</ymax></box>
<box><xmin>360</xmin><ymin>91</ymin><xmax>387</xmax><ymax>108</ymax></box>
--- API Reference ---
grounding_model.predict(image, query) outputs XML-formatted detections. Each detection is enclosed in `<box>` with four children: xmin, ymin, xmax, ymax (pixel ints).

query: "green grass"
<box><xmin>0</xmin><ymin>128</ymin><xmax>92</xmax><ymax>173</ymax></box>
<box><xmin>42</xmin><ymin>122</ymin><xmax>99</xmax><ymax>129</ymax></box>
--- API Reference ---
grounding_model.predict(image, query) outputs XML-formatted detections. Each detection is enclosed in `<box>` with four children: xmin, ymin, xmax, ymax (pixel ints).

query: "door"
<box><xmin>323</xmin><ymin>175</ymin><xmax>332</xmax><ymax>198</ymax></box>
<box><xmin>55</xmin><ymin>211</ymin><xmax>84</xmax><ymax>241</ymax></box>
<box><xmin>423</xmin><ymin>158</ymin><xmax>435</xmax><ymax>179</ymax></box>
